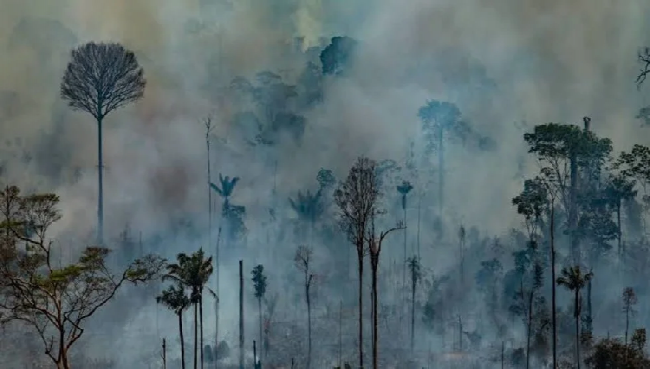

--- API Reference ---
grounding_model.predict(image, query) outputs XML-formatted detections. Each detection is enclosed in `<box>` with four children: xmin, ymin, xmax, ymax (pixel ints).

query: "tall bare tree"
<box><xmin>60</xmin><ymin>42</ymin><xmax>146</xmax><ymax>245</ymax></box>
<box><xmin>0</xmin><ymin>186</ymin><xmax>163</xmax><ymax>369</ymax></box>
<box><xmin>251</xmin><ymin>264</ymin><xmax>267</xmax><ymax>362</ymax></box>
<box><xmin>294</xmin><ymin>245</ymin><xmax>315</xmax><ymax>369</ymax></box>
<box><xmin>334</xmin><ymin>157</ymin><xmax>380</xmax><ymax>369</ymax></box>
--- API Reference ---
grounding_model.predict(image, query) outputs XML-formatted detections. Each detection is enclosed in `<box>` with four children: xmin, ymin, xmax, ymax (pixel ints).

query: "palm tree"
<box><xmin>406</xmin><ymin>256</ymin><xmax>421</xmax><ymax>353</ymax></box>
<box><xmin>165</xmin><ymin>250</ymin><xmax>215</xmax><ymax>369</ymax></box>
<box><xmin>157</xmin><ymin>283</ymin><xmax>191</xmax><ymax>369</ymax></box>
<box><xmin>397</xmin><ymin>181</ymin><xmax>413</xmax><ymax>294</ymax></box>
<box><xmin>557</xmin><ymin>265</ymin><xmax>594</xmax><ymax>369</ymax></box>
<box><xmin>289</xmin><ymin>189</ymin><xmax>324</xmax><ymax>240</ymax></box>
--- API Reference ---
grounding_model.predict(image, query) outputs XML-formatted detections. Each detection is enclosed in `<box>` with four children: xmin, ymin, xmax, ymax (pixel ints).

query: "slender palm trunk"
<box><xmin>625</xmin><ymin>307</ymin><xmax>630</xmax><ymax>346</ymax></box>
<box><xmin>575</xmin><ymin>290</ymin><xmax>580</xmax><ymax>369</ymax></box>
<box><xmin>617</xmin><ymin>202</ymin><xmax>622</xmax><ymax>255</ymax></box>
<box><xmin>357</xmin><ymin>247</ymin><xmax>364</xmax><ymax>369</ymax></box>
<box><xmin>258</xmin><ymin>297</ymin><xmax>263</xmax><ymax>362</ymax></box>
<box><xmin>96</xmin><ymin>116</ymin><xmax>104</xmax><ymax>245</ymax></box>
<box><xmin>306</xmin><ymin>280</ymin><xmax>312</xmax><ymax>369</ymax></box>
<box><xmin>438</xmin><ymin>125</ymin><xmax>444</xmax><ymax>218</ymax></box>
<box><xmin>411</xmin><ymin>272</ymin><xmax>416</xmax><ymax>353</ymax></box>
<box><xmin>194</xmin><ymin>302</ymin><xmax>198</xmax><ymax>369</ymax></box>
<box><xmin>371</xmin><ymin>258</ymin><xmax>379</xmax><ymax>369</ymax></box>
<box><xmin>551</xmin><ymin>203</ymin><xmax>557</xmax><ymax>369</ymax></box>
<box><xmin>180</xmin><ymin>312</ymin><xmax>186</xmax><ymax>369</ymax></box>
<box><xmin>239</xmin><ymin>260</ymin><xmax>244</xmax><ymax>369</ymax></box>
<box><xmin>200</xmin><ymin>297</ymin><xmax>204</xmax><ymax>369</ymax></box>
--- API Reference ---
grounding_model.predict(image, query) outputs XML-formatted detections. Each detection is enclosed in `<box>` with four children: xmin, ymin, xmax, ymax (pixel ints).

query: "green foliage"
<box><xmin>157</xmin><ymin>283</ymin><xmax>191</xmax><ymax>315</ymax></box>
<box><xmin>0</xmin><ymin>186</ymin><xmax>165</xmax><ymax>367</ymax></box>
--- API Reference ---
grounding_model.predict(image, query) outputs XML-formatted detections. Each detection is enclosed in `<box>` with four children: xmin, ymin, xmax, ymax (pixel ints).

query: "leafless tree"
<box><xmin>294</xmin><ymin>245</ymin><xmax>315</xmax><ymax>369</ymax></box>
<box><xmin>334</xmin><ymin>157</ymin><xmax>380</xmax><ymax>369</ymax></box>
<box><xmin>60</xmin><ymin>42</ymin><xmax>146</xmax><ymax>245</ymax></box>
<box><xmin>367</xmin><ymin>220</ymin><xmax>403</xmax><ymax>369</ymax></box>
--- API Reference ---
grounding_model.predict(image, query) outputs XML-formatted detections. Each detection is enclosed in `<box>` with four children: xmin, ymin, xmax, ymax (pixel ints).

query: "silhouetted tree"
<box><xmin>397</xmin><ymin>181</ymin><xmax>413</xmax><ymax>292</ymax></box>
<box><xmin>157</xmin><ymin>283</ymin><xmax>191</xmax><ymax>369</ymax></box>
<box><xmin>289</xmin><ymin>189</ymin><xmax>324</xmax><ymax>240</ymax></box>
<box><xmin>334</xmin><ymin>157</ymin><xmax>379</xmax><ymax>369</ymax></box>
<box><xmin>60</xmin><ymin>42</ymin><xmax>146</xmax><ymax>245</ymax></box>
<box><xmin>585</xmin><ymin>329</ymin><xmax>650</xmax><ymax>368</ymax></box>
<box><xmin>251</xmin><ymin>264</ymin><xmax>267</xmax><ymax>362</ymax></box>
<box><xmin>524</xmin><ymin>122</ymin><xmax>612</xmax><ymax>262</ymax></box>
<box><xmin>604</xmin><ymin>173</ymin><xmax>637</xmax><ymax>255</ymax></box>
<box><xmin>622</xmin><ymin>287</ymin><xmax>638</xmax><ymax>346</ymax></box>
<box><xmin>417</xmin><ymin>100</ymin><xmax>464</xmax><ymax>218</ymax></box>
<box><xmin>294</xmin><ymin>245</ymin><xmax>314</xmax><ymax>369</ymax></box>
<box><xmin>0</xmin><ymin>186</ymin><xmax>163</xmax><ymax>369</ymax></box>
<box><xmin>614</xmin><ymin>144</ymin><xmax>650</xmax><ymax>234</ymax></box>
<box><xmin>164</xmin><ymin>250</ymin><xmax>215</xmax><ymax>369</ymax></box>
<box><xmin>406</xmin><ymin>256</ymin><xmax>422</xmax><ymax>353</ymax></box>
<box><xmin>557</xmin><ymin>265</ymin><xmax>593</xmax><ymax>369</ymax></box>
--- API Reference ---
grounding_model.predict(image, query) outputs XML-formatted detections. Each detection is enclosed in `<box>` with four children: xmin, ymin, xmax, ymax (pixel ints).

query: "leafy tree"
<box><xmin>614</xmin><ymin>144</ymin><xmax>650</xmax><ymax>235</ymax></box>
<box><xmin>157</xmin><ymin>283</ymin><xmax>191</xmax><ymax>369</ymax></box>
<box><xmin>585</xmin><ymin>329</ymin><xmax>650</xmax><ymax>368</ymax></box>
<box><xmin>320</xmin><ymin>36</ymin><xmax>358</xmax><ymax>76</ymax></box>
<box><xmin>60</xmin><ymin>42</ymin><xmax>146</xmax><ymax>245</ymax></box>
<box><xmin>556</xmin><ymin>265</ymin><xmax>594</xmax><ymax>369</ymax></box>
<box><xmin>164</xmin><ymin>250</ymin><xmax>215</xmax><ymax>369</ymax></box>
<box><xmin>622</xmin><ymin>287</ymin><xmax>638</xmax><ymax>346</ymax></box>
<box><xmin>0</xmin><ymin>186</ymin><xmax>164</xmax><ymax>369</ymax></box>
<box><xmin>406</xmin><ymin>256</ymin><xmax>422</xmax><ymax>353</ymax></box>
<box><xmin>417</xmin><ymin>100</ymin><xmax>465</xmax><ymax>217</ymax></box>
<box><xmin>334</xmin><ymin>157</ymin><xmax>379</xmax><ymax>369</ymax></box>
<box><xmin>604</xmin><ymin>173</ymin><xmax>637</xmax><ymax>255</ymax></box>
<box><xmin>294</xmin><ymin>245</ymin><xmax>315</xmax><ymax>369</ymax></box>
<box><xmin>524</xmin><ymin>122</ymin><xmax>612</xmax><ymax>262</ymax></box>
<box><xmin>251</xmin><ymin>264</ymin><xmax>267</xmax><ymax>361</ymax></box>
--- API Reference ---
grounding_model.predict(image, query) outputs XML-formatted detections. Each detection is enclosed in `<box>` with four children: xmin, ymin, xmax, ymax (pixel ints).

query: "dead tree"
<box><xmin>367</xmin><ymin>219</ymin><xmax>404</xmax><ymax>369</ymax></box>
<box><xmin>334</xmin><ymin>157</ymin><xmax>380</xmax><ymax>369</ymax></box>
<box><xmin>60</xmin><ymin>42</ymin><xmax>146</xmax><ymax>245</ymax></box>
<box><xmin>294</xmin><ymin>245</ymin><xmax>315</xmax><ymax>369</ymax></box>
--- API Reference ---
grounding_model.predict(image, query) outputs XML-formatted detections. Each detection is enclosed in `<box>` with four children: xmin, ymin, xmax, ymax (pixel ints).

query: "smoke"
<box><xmin>1</xmin><ymin>0</ymin><xmax>650</xmax><ymax>366</ymax></box>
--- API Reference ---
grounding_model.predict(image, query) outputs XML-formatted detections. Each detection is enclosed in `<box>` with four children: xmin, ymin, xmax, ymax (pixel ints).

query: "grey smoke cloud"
<box><xmin>1</xmin><ymin>0</ymin><xmax>650</xmax><ymax>366</ymax></box>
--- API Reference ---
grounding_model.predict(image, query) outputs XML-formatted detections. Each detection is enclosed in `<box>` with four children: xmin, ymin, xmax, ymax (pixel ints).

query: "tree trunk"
<box><xmin>258</xmin><ymin>297</ymin><xmax>263</xmax><ymax>362</ymax></box>
<box><xmin>575</xmin><ymin>290</ymin><xmax>580</xmax><ymax>369</ymax></box>
<box><xmin>239</xmin><ymin>260</ymin><xmax>244</xmax><ymax>369</ymax></box>
<box><xmin>617</xmin><ymin>203</ymin><xmax>622</xmax><ymax>255</ymax></box>
<box><xmin>371</xmin><ymin>258</ymin><xmax>379</xmax><ymax>369</ymax></box>
<box><xmin>357</xmin><ymin>247</ymin><xmax>364</xmax><ymax>369</ymax></box>
<box><xmin>411</xmin><ymin>272</ymin><xmax>416</xmax><ymax>354</ymax></box>
<box><xmin>306</xmin><ymin>279</ymin><xmax>312</xmax><ymax>369</ymax></box>
<box><xmin>569</xmin><ymin>153</ymin><xmax>579</xmax><ymax>263</ymax></box>
<box><xmin>180</xmin><ymin>312</ymin><xmax>186</xmax><ymax>369</ymax></box>
<box><xmin>438</xmin><ymin>124</ymin><xmax>444</xmax><ymax>218</ymax></box>
<box><xmin>194</xmin><ymin>302</ymin><xmax>198</xmax><ymax>369</ymax></box>
<box><xmin>625</xmin><ymin>307</ymin><xmax>629</xmax><ymax>346</ymax></box>
<box><xmin>551</xmin><ymin>202</ymin><xmax>557</xmax><ymax>369</ymax></box>
<box><xmin>200</xmin><ymin>296</ymin><xmax>204</xmax><ymax>369</ymax></box>
<box><xmin>402</xmin><ymin>205</ymin><xmax>407</xmax><ymax>309</ymax></box>
<box><xmin>526</xmin><ymin>291</ymin><xmax>533</xmax><ymax>369</ymax></box>
<box><xmin>96</xmin><ymin>116</ymin><xmax>104</xmax><ymax>245</ymax></box>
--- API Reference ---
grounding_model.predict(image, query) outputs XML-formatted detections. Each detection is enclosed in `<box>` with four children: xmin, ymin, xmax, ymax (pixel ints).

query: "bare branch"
<box><xmin>60</xmin><ymin>42</ymin><xmax>146</xmax><ymax>121</ymax></box>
